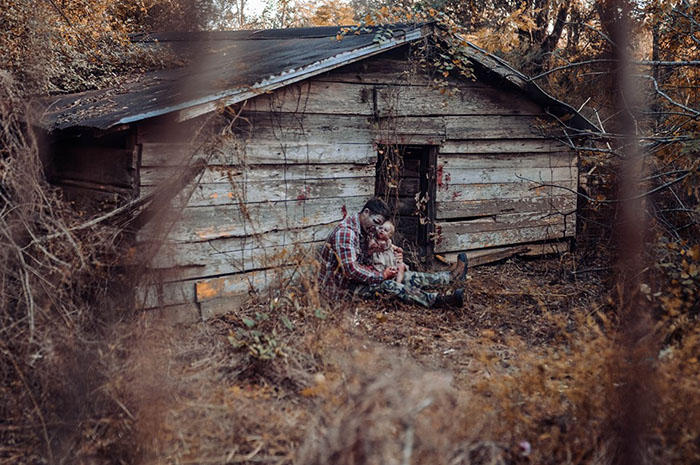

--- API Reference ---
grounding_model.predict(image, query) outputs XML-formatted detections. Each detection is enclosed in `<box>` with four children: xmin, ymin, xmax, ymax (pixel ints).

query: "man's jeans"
<box><xmin>354</xmin><ymin>270</ymin><xmax>451</xmax><ymax>307</ymax></box>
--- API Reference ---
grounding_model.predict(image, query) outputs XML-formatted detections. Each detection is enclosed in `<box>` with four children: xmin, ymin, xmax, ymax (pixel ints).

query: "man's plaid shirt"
<box><xmin>318</xmin><ymin>213</ymin><xmax>384</xmax><ymax>300</ymax></box>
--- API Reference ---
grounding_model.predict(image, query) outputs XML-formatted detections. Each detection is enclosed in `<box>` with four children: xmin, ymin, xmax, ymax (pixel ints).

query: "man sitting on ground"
<box><xmin>317</xmin><ymin>197</ymin><xmax>467</xmax><ymax>308</ymax></box>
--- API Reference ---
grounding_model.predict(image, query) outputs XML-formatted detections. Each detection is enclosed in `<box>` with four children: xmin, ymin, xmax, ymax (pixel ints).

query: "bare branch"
<box><xmin>529</xmin><ymin>59</ymin><xmax>700</xmax><ymax>82</ymax></box>
<box><xmin>672</xmin><ymin>2</ymin><xmax>700</xmax><ymax>34</ymax></box>
<box><xmin>529</xmin><ymin>58</ymin><xmax>611</xmax><ymax>81</ymax></box>
<box><xmin>41</xmin><ymin>0</ymin><xmax>72</xmax><ymax>26</ymax></box>
<box><xmin>637</xmin><ymin>60</ymin><xmax>700</xmax><ymax>67</ymax></box>
<box><xmin>564</xmin><ymin>21</ymin><xmax>615</xmax><ymax>45</ymax></box>
<box><xmin>636</xmin><ymin>74</ymin><xmax>700</xmax><ymax>117</ymax></box>
<box><xmin>519</xmin><ymin>171</ymin><xmax>692</xmax><ymax>203</ymax></box>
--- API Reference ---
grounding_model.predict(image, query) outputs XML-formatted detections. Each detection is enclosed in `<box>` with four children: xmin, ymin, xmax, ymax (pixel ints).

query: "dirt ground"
<box><xmin>352</xmin><ymin>256</ymin><xmax>605</xmax><ymax>365</ymax></box>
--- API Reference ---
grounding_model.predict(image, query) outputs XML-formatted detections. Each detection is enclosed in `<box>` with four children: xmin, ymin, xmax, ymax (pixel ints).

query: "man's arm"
<box><xmin>334</xmin><ymin>227</ymin><xmax>384</xmax><ymax>284</ymax></box>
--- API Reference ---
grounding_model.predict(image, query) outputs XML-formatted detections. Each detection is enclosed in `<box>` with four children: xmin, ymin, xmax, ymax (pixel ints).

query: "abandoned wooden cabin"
<box><xmin>41</xmin><ymin>23</ymin><xmax>599</xmax><ymax>322</ymax></box>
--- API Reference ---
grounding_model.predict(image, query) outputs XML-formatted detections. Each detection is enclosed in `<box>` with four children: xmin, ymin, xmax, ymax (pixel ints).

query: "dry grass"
<box><xmin>0</xmin><ymin>72</ymin><xmax>138</xmax><ymax>464</ymax></box>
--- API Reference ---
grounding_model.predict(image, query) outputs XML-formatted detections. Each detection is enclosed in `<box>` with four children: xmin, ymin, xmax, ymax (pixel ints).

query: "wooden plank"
<box><xmin>440</xmin><ymin>245</ymin><xmax>530</xmax><ymax>267</ymax></box>
<box><xmin>246</xmin><ymin>81</ymin><xmax>544</xmax><ymax>117</ymax></box>
<box><xmin>439</xmin><ymin>240</ymin><xmax>571</xmax><ymax>267</ymax></box>
<box><xmin>434</xmin><ymin>217</ymin><xmax>576</xmax><ymax>253</ymax></box>
<box><xmin>141</xmin><ymin>176</ymin><xmax>374</xmax><ymax>207</ymax></box>
<box><xmin>147</xmin><ymin>241</ymin><xmax>324</xmax><ymax>283</ymax></box>
<box><xmin>371</xmin><ymin>116</ymin><xmax>447</xmax><ymax>145</ymax></box>
<box><xmin>316</xmin><ymin>57</ymin><xmax>433</xmax><ymax>85</ymax></box>
<box><xmin>52</xmin><ymin>146</ymin><xmax>135</xmax><ymax>188</ymax></box>
<box><xmin>141</xmin><ymin>223</ymin><xmax>335</xmax><ymax>263</ymax></box>
<box><xmin>438</xmin><ymin>152</ymin><xmax>576</xmax><ymax>170</ymax></box>
<box><xmin>445</xmin><ymin>115</ymin><xmax>563</xmax><ymax>139</ymax></box>
<box><xmin>246</xmin><ymin>81</ymin><xmax>375</xmax><ymax>115</ymax></box>
<box><xmin>139</xmin><ymin>141</ymin><xmax>376</xmax><ymax>166</ymax></box>
<box><xmin>140</xmin><ymin>112</ymin><xmax>374</xmax><ymax>145</ymax></box>
<box><xmin>439</xmin><ymin>211</ymin><xmax>575</xmax><ymax>232</ymax></box>
<box><xmin>136</xmin><ymin>279</ymin><xmax>196</xmax><ymax>309</ymax></box>
<box><xmin>140</xmin><ymin>196</ymin><xmax>367</xmax><ymax>243</ymax></box>
<box><xmin>140</xmin><ymin>225</ymin><xmax>335</xmax><ymax>283</ymax></box>
<box><xmin>136</xmin><ymin>266</ymin><xmax>284</xmax><ymax>309</ymax></box>
<box><xmin>195</xmin><ymin>267</ymin><xmax>294</xmax><ymax>304</ymax></box>
<box><xmin>237</xmin><ymin>112</ymin><xmax>373</xmax><ymax>142</ymax></box>
<box><xmin>144</xmin><ymin>303</ymin><xmax>201</xmax><ymax>325</ymax></box>
<box><xmin>440</xmin><ymin>139</ymin><xmax>571</xmax><ymax>154</ymax></box>
<box><xmin>439</xmin><ymin>166</ymin><xmax>576</xmax><ymax>186</ymax></box>
<box><xmin>435</xmin><ymin>180</ymin><xmax>577</xmax><ymax>203</ymax></box>
<box><xmin>140</xmin><ymin>163</ymin><xmax>375</xmax><ymax>186</ymax></box>
<box><xmin>200</xmin><ymin>295</ymin><xmax>250</xmax><ymax>320</ymax></box>
<box><xmin>374</xmin><ymin>84</ymin><xmax>543</xmax><ymax>117</ymax></box>
<box><xmin>372</xmin><ymin>116</ymin><xmax>446</xmax><ymax>137</ymax></box>
<box><xmin>436</xmin><ymin>195</ymin><xmax>576</xmax><ymax>219</ymax></box>
<box><xmin>139</xmin><ymin>140</ymin><xmax>374</xmax><ymax>167</ymax></box>
<box><xmin>376</xmin><ymin>133</ymin><xmax>446</xmax><ymax>146</ymax></box>
<box><xmin>375</xmin><ymin>115</ymin><xmax>567</xmax><ymax>142</ymax></box>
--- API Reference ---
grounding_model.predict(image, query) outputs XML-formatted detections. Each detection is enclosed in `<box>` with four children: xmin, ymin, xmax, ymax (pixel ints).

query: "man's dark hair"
<box><xmin>361</xmin><ymin>197</ymin><xmax>391</xmax><ymax>218</ymax></box>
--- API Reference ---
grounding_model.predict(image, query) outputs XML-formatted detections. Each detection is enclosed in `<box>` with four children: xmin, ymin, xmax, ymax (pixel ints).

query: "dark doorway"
<box><xmin>375</xmin><ymin>144</ymin><xmax>436</xmax><ymax>264</ymax></box>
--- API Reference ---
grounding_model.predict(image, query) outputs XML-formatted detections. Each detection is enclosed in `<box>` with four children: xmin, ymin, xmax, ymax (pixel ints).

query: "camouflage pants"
<box><xmin>354</xmin><ymin>270</ymin><xmax>451</xmax><ymax>307</ymax></box>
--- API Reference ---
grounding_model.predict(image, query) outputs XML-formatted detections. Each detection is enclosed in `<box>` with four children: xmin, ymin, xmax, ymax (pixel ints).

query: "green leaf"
<box><xmin>281</xmin><ymin>315</ymin><xmax>294</xmax><ymax>330</ymax></box>
<box><xmin>227</xmin><ymin>334</ymin><xmax>242</xmax><ymax>348</ymax></box>
<box><xmin>314</xmin><ymin>309</ymin><xmax>327</xmax><ymax>320</ymax></box>
<box><xmin>242</xmin><ymin>317</ymin><xmax>256</xmax><ymax>328</ymax></box>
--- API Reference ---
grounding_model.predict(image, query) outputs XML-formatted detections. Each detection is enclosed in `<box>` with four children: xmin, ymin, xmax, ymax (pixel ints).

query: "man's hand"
<box><xmin>383</xmin><ymin>267</ymin><xmax>398</xmax><ymax>280</ymax></box>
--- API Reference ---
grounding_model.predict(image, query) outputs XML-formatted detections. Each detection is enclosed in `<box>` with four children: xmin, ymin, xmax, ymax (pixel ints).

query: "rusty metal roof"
<box><xmin>40</xmin><ymin>23</ymin><xmax>599</xmax><ymax>133</ymax></box>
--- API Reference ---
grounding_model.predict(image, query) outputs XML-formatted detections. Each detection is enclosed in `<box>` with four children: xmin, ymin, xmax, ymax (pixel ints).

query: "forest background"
<box><xmin>1</xmin><ymin>0</ymin><xmax>699</xmax><ymax>464</ymax></box>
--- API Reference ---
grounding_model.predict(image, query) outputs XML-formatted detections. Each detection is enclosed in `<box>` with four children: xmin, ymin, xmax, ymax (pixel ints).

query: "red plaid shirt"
<box><xmin>318</xmin><ymin>213</ymin><xmax>384</xmax><ymax>300</ymax></box>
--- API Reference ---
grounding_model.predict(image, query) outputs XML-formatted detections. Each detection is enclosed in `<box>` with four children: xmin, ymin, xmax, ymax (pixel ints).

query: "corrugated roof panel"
<box><xmin>43</xmin><ymin>25</ymin><xmax>423</xmax><ymax>130</ymax></box>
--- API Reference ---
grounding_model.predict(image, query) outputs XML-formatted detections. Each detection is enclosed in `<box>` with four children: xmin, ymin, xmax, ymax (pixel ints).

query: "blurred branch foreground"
<box><xmin>606</xmin><ymin>1</ymin><xmax>656</xmax><ymax>464</ymax></box>
<box><xmin>1</xmin><ymin>1</ymin><xmax>700</xmax><ymax>464</ymax></box>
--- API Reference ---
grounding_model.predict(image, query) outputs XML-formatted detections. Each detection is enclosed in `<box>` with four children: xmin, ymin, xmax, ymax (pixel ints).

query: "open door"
<box><xmin>376</xmin><ymin>144</ymin><xmax>437</xmax><ymax>264</ymax></box>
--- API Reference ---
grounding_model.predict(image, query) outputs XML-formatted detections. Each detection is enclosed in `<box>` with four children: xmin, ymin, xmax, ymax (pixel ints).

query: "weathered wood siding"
<box><xmin>135</xmin><ymin>47</ymin><xmax>578</xmax><ymax>320</ymax></box>
<box><xmin>135</xmin><ymin>110</ymin><xmax>377</xmax><ymax>319</ymax></box>
<box><xmin>316</xmin><ymin>53</ymin><xmax>577</xmax><ymax>262</ymax></box>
